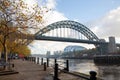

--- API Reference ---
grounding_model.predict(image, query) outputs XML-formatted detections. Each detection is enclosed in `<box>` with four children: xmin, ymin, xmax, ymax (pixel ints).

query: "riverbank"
<box><xmin>0</xmin><ymin>59</ymin><xmax>91</xmax><ymax>80</ymax></box>
<box><xmin>0</xmin><ymin>59</ymin><xmax>101</xmax><ymax>80</ymax></box>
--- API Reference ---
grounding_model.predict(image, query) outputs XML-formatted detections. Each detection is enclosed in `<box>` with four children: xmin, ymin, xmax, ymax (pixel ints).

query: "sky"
<box><xmin>29</xmin><ymin>0</ymin><xmax>120</xmax><ymax>54</ymax></box>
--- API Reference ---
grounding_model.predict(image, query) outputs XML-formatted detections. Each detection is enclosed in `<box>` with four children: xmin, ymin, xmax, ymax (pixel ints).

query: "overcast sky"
<box><xmin>29</xmin><ymin>0</ymin><xmax>120</xmax><ymax>54</ymax></box>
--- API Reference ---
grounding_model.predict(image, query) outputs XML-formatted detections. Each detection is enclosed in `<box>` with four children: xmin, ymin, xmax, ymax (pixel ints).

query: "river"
<box><xmin>67</xmin><ymin>59</ymin><xmax>120</xmax><ymax>80</ymax></box>
<box><xmin>36</xmin><ymin>57</ymin><xmax>120</xmax><ymax>80</ymax></box>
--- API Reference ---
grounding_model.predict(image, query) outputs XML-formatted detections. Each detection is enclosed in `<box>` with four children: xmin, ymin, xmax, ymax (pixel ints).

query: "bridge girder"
<box><xmin>36</xmin><ymin>20</ymin><xmax>99</xmax><ymax>41</ymax></box>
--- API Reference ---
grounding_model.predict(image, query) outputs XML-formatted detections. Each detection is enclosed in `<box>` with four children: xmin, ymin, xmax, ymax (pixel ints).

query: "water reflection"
<box><xmin>98</xmin><ymin>66</ymin><xmax>120</xmax><ymax>80</ymax></box>
<box><xmin>68</xmin><ymin>59</ymin><xmax>120</xmax><ymax>80</ymax></box>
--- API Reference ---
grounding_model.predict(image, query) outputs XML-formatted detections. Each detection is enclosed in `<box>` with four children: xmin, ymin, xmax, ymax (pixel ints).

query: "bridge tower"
<box><xmin>108</xmin><ymin>36</ymin><xmax>117</xmax><ymax>53</ymax></box>
<box><xmin>96</xmin><ymin>39</ymin><xmax>108</xmax><ymax>55</ymax></box>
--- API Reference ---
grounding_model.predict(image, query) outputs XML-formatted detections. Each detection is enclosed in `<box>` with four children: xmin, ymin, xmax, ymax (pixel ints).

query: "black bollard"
<box><xmin>44</xmin><ymin>62</ymin><xmax>46</xmax><ymax>71</ymax></box>
<box><xmin>55</xmin><ymin>58</ymin><xmax>57</xmax><ymax>64</ymax></box>
<box><xmin>37</xmin><ymin>57</ymin><xmax>39</xmax><ymax>64</ymax></box>
<box><xmin>89</xmin><ymin>71</ymin><xmax>97</xmax><ymax>80</ymax></box>
<box><xmin>47</xmin><ymin>58</ymin><xmax>49</xmax><ymax>67</ymax></box>
<box><xmin>66</xmin><ymin>60</ymin><xmax>69</xmax><ymax>71</ymax></box>
<box><xmin>34</xmin><ymin>57</ymin><xmax>36</xmax><ymax>63</ymax></box>
<box><xmin>54</xmin><ymin>63</ymin><xmax>60</xmax><ymax>80</ymax></box>
<box><xmin>41</xmin><ymin>58</ymin><xmax>43</xmax><ymax>65</ymax></box>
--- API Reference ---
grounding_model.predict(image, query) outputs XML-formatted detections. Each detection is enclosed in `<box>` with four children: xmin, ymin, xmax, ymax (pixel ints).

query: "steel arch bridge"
<box><xmin>33</xmin><ymin>20</ymin><xmax>120</xmax><ymax>54</ymax></box>
<box><xmin>35</xmin><ymin>20</ymin><xmax>99</xmax><ymax>42</ymax></box>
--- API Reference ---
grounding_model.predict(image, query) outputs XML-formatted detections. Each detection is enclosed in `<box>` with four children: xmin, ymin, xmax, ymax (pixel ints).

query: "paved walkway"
<box><xmin>0</xmin><ymin>59</ymin><xmax>53</xmax><ymax>80</ymax></box>
<box><xmin>0</xmin><ymin>59</ymin><xmax>95</xmax><ymax>80</ymax></box>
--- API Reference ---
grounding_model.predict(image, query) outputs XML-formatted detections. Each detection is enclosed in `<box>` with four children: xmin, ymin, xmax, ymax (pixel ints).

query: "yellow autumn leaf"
<box><xmin>35</xmin><ymin>15</ymin><xmax>42</xmax><ymax>22</ymax></box>
<box><xmin>3</xmin><ymin>1</ymin><xmax>10</xmax><ymax>7</ymax></box>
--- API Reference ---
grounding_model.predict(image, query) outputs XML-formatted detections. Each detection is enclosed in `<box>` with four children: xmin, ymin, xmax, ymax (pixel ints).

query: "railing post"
<box><xmin>47</xmin><ymin>58</ymin><xmax>49</xmax><ymax>67</ymax></box>
<box><xmin>41</xmin><ymin>58</ymin><xmax>43</xmax><ymax>65</ymax></box>
<box><xmin>54</xmin><ymin>63</ymin><xmax>59</xmax><ymax>80</ymax></box>
<box><xmin>89</xmin><ymin>71</ymin><xmax>97</xmax><ymax>80</ymax></box>
<box><xmin>34</xmin><ymin>57</ymin><xmax>36</xmax><ymax>63</ymax></box>
<box><xmin>66</xmin><ymin>60</ymin><xmax>69</xmax><ymax>71</ymax></box>
<box><xmin>44</xmin><ymin>62</ymin><xmax>46</xmax><ymax>71</ymax></box>
<box><xmin>55</xmin><ymin>58</ymin><xmax>57</xmax><ymax>64</ymax></box>
<box><xmin>37</xmin><ymin>57</ymin><xmax>39</xmax><ymax>64</ymax></box>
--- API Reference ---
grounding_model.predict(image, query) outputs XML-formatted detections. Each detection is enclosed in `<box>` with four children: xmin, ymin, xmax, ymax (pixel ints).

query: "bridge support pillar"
<box><xmin>96</xmin><ymin>39</ymin><xmax>108</xmax><ymax>55</ymax></box>
<box><xmin>108</xmin><ymin>36</ymin><xmax>117</xmax><ymax>53</ymax></box>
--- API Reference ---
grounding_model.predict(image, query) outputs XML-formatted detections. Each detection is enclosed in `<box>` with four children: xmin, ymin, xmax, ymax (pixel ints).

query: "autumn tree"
<box><xmin>0</xmin><ymin>0</ymin><xmax>47</xmax><ymax>62</ymax></box>
<box><xmin>6</xmin><ymin>40</ymin><xmax>31</xmax><ymax>56</ymax></box>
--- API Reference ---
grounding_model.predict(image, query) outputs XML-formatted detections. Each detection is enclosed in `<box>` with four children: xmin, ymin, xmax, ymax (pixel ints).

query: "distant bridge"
<box><xmin>27</xmin><ymin>20</ymin><xmax>120</xmax><ymax>54</ymax></box>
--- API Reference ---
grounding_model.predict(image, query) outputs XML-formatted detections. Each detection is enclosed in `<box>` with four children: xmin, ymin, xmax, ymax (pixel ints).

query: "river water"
<box><xmin>36</xmin><ymin>58</ymin><xmax>120</xmax><ymax>80</ymax></box>
<box><xmin>67</xmin><ymin>59</ymin><xmax>120</xmax><ymax>80</ymax></box>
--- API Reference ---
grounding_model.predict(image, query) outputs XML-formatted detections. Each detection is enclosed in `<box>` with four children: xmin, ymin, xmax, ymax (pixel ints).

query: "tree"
<box><xmin>0</xmin><ymin>0</ymin><xmax>47</xmax><ymax>62</ymax></box>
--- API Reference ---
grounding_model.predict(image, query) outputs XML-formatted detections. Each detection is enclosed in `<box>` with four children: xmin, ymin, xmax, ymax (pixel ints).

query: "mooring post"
<box><xmin>54</xmin><ymin>63</ymin><xmax>59</xmax><ymax>80</ymax></box>
<box><xmin>37</xmin><ymin>57</ymin><xmax>39</xmax><ymax>64</ymax></box>
<box><xmin>44</xmin><ymin>62</ymin><xmax>46</xmax><ymax>71</ymax></box>
<box><xmin>89</xmin><ymin>71</ymin><xmax>97</xmax><ymax>80</ymax></box>
<box><xmin>47</xmin><ymin>58</ymin><xmax>49</xmax><ymax>67</ymax></box>
<box><xmin>34</xmin><ymin>57</ymin><xmax>36</xmax><ymax>63</ymax></box>
<box><xmin>55</xmin><ymin>58</ymin><xmax>57</xmax><ymax>64</ymax></box>
<box><xmin>41</xmin><ymin>58</ymin><xmax>43</xmax><ymax>65</ymax></box>
<box><xmin>66</xmin><ymin>60</ymin><xmax>69</xmax><ymax>71</ymax></box>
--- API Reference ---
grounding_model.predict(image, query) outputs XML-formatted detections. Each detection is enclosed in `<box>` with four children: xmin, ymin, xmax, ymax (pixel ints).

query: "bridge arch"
<box><xmin>36</xmin><ymin>20</ymin><xmax>99</xmax><ymax>41</ymax></box>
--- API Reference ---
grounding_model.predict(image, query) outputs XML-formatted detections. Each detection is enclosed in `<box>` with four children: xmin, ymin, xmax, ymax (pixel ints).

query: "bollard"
<box><xmin>37</xmin><ymin>57</ymin><xmax>39</xmax><ymax>64</ymax></box>
<box><xmin>44</xmin><ymin>62</ymin><xmax>46</xmax><ymax>71</ymax></box>
<box><xmin>47</xmin><ymin>58</ymin><xmax>49</xmax><ymax>67</ymax></box>
<box><xmin>41</xmin><ymin>58</ymin><xmax>43</xmax><ymax>65</ymax></box>
<box><xmin>54</xmin><ymin>63</ymin><xmax>59</xmax><ymax>80</ymax></box>
<box><xmin>55</xmin><ymin>58</ymin><xmax>57</xmax><ymax>64</ymax></box>
<box><xmin>89</xmin><ymin>71</ymin><xmax>97</xmax><ymax>80</ymax></box>
<box><xmin>66</xmin><ymin>60</ymin><xmax>69</xmax><ymax>71</ymax></box>
<box><xmin>34</xmin><ymin>57</ymin><xmax>36</xmax><ymax>63</ymax></box>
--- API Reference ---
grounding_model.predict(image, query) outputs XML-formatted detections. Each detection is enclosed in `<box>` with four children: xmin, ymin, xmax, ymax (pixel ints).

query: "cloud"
<box><xmin>43</xmin><ymin>10</ymin><xmax>68</xmax><ymax>25</ymax></box>
<box><xmin>91</xmin><ymin>7</ymin><xmax>120</xmax><ymax>39</ymax></box>
<box><xmin>46</xmin><ymin>0</ymin><xmax>56</xmax><ymax>9</ymax></box>
<box><xmin>42</xmin><ymin>0</ymin><xmax>68</xmax><ymax>25</ymax></box>
<box><xmin>29</xmin><ymin>0</ymin><xmax>68</xmax><ymax>54</ymax></box>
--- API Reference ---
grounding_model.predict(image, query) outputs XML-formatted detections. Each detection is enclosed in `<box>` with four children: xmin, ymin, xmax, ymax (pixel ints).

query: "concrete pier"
<box><xmin>108</xmin><ymin>37</ymin><xmax>117</xmax><ymax>53</ymax></box>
